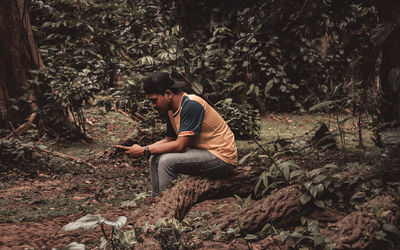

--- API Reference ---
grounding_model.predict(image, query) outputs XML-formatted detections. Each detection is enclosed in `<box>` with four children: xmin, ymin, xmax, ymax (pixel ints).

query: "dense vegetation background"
<box><xmin>22</xmin><ymin>0</ymin><xmax>398</xmax><ymax>132</ymax></box>
<box><xmin>1</xmin><ymin>0</ymin><xmax>400</xmax><ymax>249</ymax></box>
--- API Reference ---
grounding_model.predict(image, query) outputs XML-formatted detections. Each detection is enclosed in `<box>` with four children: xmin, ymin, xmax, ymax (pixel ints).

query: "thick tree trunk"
<box><xmin>0</xmin><ymin>1</ymin><xmax>85</xmax><ymax>139</ymax></box>
<box><xmin>0</xmin><ymin>0</ymin><xmax>45</xmax><ymax>139</ymax></box>
<box><xmin>0</xmin><ymin>0</ymin><xmax>43</xmax><ymax>121</ymax></box>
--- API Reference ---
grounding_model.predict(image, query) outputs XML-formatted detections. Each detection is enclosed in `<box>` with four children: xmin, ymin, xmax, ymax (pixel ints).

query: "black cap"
<box><xmin>143</xmin><ymin>72</ymin><xmax>186</xmax><ymax>94</ymax></box>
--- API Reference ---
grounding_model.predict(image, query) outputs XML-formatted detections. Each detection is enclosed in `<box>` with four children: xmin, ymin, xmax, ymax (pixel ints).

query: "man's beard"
<box><xmin>158</xmin><ymin>112</ymin><xmax>168</xmax><ymax>120</ymax></box>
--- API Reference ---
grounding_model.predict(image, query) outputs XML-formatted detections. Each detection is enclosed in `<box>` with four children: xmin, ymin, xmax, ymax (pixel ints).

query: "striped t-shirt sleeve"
<box><xmin>178</xmin><ymin>100</ymin><xmax>205</xmax><ymax>136</ymax></box>
<box><xmin>166</xmin><ymin>118</ymin><xmax>177</xmax><ymax>138</ymax></box>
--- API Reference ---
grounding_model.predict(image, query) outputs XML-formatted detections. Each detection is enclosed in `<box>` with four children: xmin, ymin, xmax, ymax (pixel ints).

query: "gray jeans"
<box><xmin>149</xmin><ymin>149</ymin><xmax>235</xmax><ymax>198</ymax></box>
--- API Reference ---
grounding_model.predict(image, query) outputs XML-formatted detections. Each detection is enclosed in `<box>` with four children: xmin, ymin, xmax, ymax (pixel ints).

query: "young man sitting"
<box><xmin>116</xmin><ymin>72</ymin><xmax>238</xmax><ymax>198</ymax></box>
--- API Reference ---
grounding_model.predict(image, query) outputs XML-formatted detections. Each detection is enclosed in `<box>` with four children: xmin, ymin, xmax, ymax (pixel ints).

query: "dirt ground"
<box><xmin>0</xmin><ymin>108</ymin><xmax>154</xmax><ymax>249</ymax></box>
<box><xmin>0</xmin><ymin>166</ymin><xmax>147</xmax><ymax>249</ymax></box>
<box><xmin>0</xmin><ymin>109</ymin><xmax>374</xmax><ymax>249</ymax></box>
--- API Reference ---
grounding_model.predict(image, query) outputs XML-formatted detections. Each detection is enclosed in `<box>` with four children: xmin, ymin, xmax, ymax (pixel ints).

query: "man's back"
<box><xmin>167</xmin><ymin>94</ymin><xmax>238</xmax><ymax>166</ymax></box>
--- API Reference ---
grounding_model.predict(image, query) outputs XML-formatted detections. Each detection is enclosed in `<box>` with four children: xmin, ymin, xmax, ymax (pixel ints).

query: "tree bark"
<box><xmin>0</xmin><ymin>1</ymin><xmax>85</xmax><ymax>139</ymax></box>
<box><xmin>134</xmin><ymin>166</ymin><xmax>259</xmax><ymax>227</ymax></box>
<box><xmin>0</xmin><ymin>0</ymin><xmax>43</xmax><ymax>119</ymax></box>
<box><xmin>321</xmin><ymin>195</ymin><xmax>398</xmax><ymax>249</ymax></box>
<box><xmin>211</xmin><ymin>185</ymin><xmax>302</xmax><ymax>232</ymax></box>
<box><xmin>376</xmin><ymin>0</ymin><xmax>400</xmax><ymax>122</ymax></box>
<box><xmin>0</xmin><ymin>0</ymin><xmax>45</xmax><ymax>137</ymax></box>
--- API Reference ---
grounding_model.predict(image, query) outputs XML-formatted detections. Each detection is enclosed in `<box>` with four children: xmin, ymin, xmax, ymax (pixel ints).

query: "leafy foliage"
<box><xmin>214</xmin><ymin>98</ymin><xmax>260</xmax><ymax>139</ymax></box>
<box><xmin>29</xmin><ymin>0</ymin><xmax>138</xmax><ymax>135</ymax></box>
<box><xmin>0</xmin><ymin>139</ymin><xmax>41</xmax><ymax>172</ymax></box>
<box><xmin>26</xmin><ymin>0</ymin><xmax>387</xmax><ymax>140</ymax></box>
<box><xmin>63</xmin><ymin>214</ymin><xmax>137</xmax><ymax>249</ymax></box>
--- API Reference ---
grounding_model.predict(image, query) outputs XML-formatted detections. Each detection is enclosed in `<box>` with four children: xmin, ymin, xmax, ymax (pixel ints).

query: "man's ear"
<box><xmin>164</xmin><ymin>89</ymin><xmax>173</xmax><ymax>98</ymax></box>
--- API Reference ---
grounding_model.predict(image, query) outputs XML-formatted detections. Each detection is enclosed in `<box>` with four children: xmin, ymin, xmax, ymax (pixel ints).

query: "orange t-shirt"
<box><xmin>166</xmin><ymin>94</ymin><xmax>238</xmax><ymax>166</ymax></box>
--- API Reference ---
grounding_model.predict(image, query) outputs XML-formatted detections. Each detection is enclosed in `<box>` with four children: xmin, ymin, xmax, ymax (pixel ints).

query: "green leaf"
<box><xmin>280</xmin><ymin>231</ymin><xmax>289</xmax><ymax>242</ymax></box>
<box><xmin>63</xmin><ymin>242</ymin><xmax>86</xmax><ymax>250</ymax></box>
<box><xmin>374</xmin><ymin>230</ymin><xmax>388</xmax><ymax>241</ymax></box>
<box><xmin>104</xmin><ymin>216</ymin><xmax>127</xmax><ymax>229</ymax></box>
<box><xmin>37</xmin><ymin>145</ymin><xmax>48</xmax><ymax>150</ymax></box>
<box><xmin>118</xmin><ymin>229</ymin><xmax>138</xmax><ymax>246</ymax></box>
<box><xmin>282</xmin><ymin>165</ymin><xmax>290</xmax><ymax>181</ymax></box>
<box><xmin>300</xmin><ymin>193</ymin><xmax>312</xmax><ymax>205</ymax></box>
<box><xmin>310</xmin><ymin>185</ymin><xmax>318</xmax><ymax>199</ymax></box>
<box><xmin>63</xmin><ymin>214</ymin><xmax>104</xmax><ymax>231</ymax></box>
<box><xmin>246</xmin><ymin>84</ymin><xmax>254</xmax><ymax>95</ymax></box>
<box><xmin>290</xmin><ymin>169</ymin><xmax>305</xmax><ymax>180</ymax></box>
<box><xmin>254</xmin><ymin>85</ymin><xmax>260</xmax><ymax>96</ymax></box>
<box><xmin>313</xmin><ymin>200</ymin><xmax>325</xmax><ymax>208</ymax></box>
<box><xmin>232</xmin><ymin>81</ymin><xmax>245</xmax><ymax>90</ymax></box>
<box><xmin>254</xmin><ymin>178</ymin><xmax>262</xmax><ymax>195</ymax></box>
<box><xmin>245</xmin><ymin>234</ymin><xmax>258</xmax><ymax>240</ymax></box>
<box><xmin>239</xmin><ymin>152</ymin><xmax>252</xmax><ymax>165</ymax></box>
<box><xmin>262</xmin><ymin>173</ymin><xmax>269</xmax><ymax>188</ymax></box>
<box><xmin>309</xmin><ymin>100</ymin><xmax>342</xmax><ymax>112</ymax></box>
<box><xmin>261</xmin><ymin>223</ymin><xmax>271</xmax><ymax>232</ymax></box>
<box><xmin>191</xmin><ymin>81</ymin><xmax>203</xmax><ymax>94</ymax></box>
<box><xmin>313</xmin><ymin>235</ymin><xmax>324</xmax><ymax>246</ymax></box>
<box><xmin>86</xmin><ymin>24</ymin><xmax>94</xmax><ymax>33</ymax></box>
<box><xmin>262</xmin><ymin>78</ymin><xmax>273</xmax><ymax>94</ymax></box>
<box><xmin>383</xmin><ymin>223</ymin><xmax>400</xmax><ymax>237</ymax></box>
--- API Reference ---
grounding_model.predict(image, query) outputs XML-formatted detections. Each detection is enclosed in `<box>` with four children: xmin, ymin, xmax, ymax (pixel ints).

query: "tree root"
<box><xmin>131</xmin><ymin>165</ymin><xmax>399</xmax><ymax>249</ymax></box>
<box><xmin>360</xmin><ymin>195</ymin><xmax>399</xmax><ymax>224</ymax></box>
<box><xmin>322</xmin><ymin>195</ymin><xmax>399</xmax><ymax>249</ymax></box>
<box><xmin>310</xmin><ymin>207</ymin><xmax>346</xmax><ymax>223</ymax></box>
<box><xmin>255</xmin><ymin>235</ymin><xmax>293</xmax><ymax>250</ymax></box>
<box><xmin>322</xmin><ymin>211</ymin><xmax>379</xmax><ymax>249</ymax></box>
<box><xmin>198</xmin><ymin>238</ymin><xmax>249</xmax><ymax>250</ymax></box>
<box><xmin>211</xmin><ymin>185</ymin><xmax>302</xmax><ymax>232</ymax></box>
<box><xmin>134</xmin><ymin>166</ymin><xmax>258</xmax><ymax>227</ymax></box>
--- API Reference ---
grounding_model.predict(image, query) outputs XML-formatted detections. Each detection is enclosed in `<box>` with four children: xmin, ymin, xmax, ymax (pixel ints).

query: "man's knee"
<box><xmin>157</xmin><ymin>154</ymin><xmax>179</xmax><ymax>175</ymax></box>
<box><xmin>149</xmin><ymin>155</ymin><xmax>161</xmax><ymax>171</ymax></box>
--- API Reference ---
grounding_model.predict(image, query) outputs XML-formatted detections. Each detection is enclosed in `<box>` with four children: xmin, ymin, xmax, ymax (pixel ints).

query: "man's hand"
<box><xmin>115</xmin><ymin>144</ymin><xmax>144</xmax><ymax>158</ymax></box>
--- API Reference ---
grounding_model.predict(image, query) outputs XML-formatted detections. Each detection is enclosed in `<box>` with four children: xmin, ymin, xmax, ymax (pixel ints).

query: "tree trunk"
<box><xmin>0</xmin><ymin>0</ymin><xmax>85</xmax><ymax>140</ymax></box>
<box><xmin>0</xmin><ymin>0</ymin><xmax>44</xmax><ymax>124</ymax></box>
<box><xmin>377</xmin><ymin>0</ymin><xmax>400</xmax><ymax>122</ymax></box>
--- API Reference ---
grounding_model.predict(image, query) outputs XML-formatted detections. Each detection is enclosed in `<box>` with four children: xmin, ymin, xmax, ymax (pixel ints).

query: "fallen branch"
<box><xmin>4</xmin><ymin>112</ymin><xmax>36</xmax><ymax>139</ymax></box>
<box><xmin>35</xmin><ymin>147</ymin><xmax>97</xmax><ymax>169</ymax></box>
<box><xmin>7</xmin><ymin>121</ymin><xmax>21</xmax><ymax>139</ymax></box>
<box><xmin>33</xmin><ymin>133</ymin><xmax>47</xmax><ymax>148</ymax></box>
<box><xmin>117</xmin><ymin>109</ymin><xmax>141</xmax><ymax>122</ymax></box>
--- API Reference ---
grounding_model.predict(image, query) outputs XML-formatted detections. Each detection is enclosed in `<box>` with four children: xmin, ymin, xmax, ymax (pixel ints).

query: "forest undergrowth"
<box><xmin>0</xmin><ymin>107</ymin><xmax>399</xmax><ymax>249</ymax></box>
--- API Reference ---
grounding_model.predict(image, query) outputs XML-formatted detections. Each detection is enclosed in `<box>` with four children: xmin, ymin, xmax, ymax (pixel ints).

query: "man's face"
<box><xmin>147</xmin><ymin>92</ymin><xmax>170</xmax><ymax>115</ymax></box>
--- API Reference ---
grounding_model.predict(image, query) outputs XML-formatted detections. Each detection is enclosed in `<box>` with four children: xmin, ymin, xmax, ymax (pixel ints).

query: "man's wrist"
<box><xmin>143</xmin><ymin>146</ymin><xmax>150</xmax><ymax>158</ymax></box>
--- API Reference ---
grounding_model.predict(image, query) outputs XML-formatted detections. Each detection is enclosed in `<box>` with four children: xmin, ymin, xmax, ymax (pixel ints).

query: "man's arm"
<box><xmin>148</xmin><ymin>136</ymin><xmax>176</xmax><ymax>147</ymax></box>
<box><xmin>115</xmin><ymin>136</ymin><xmax>191</xmax><ymax>158</ymax></box>
<box><xmin>148</xmin><ymin>136</ymin><xmax>191</xmax><ymax>154</ymax></box>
